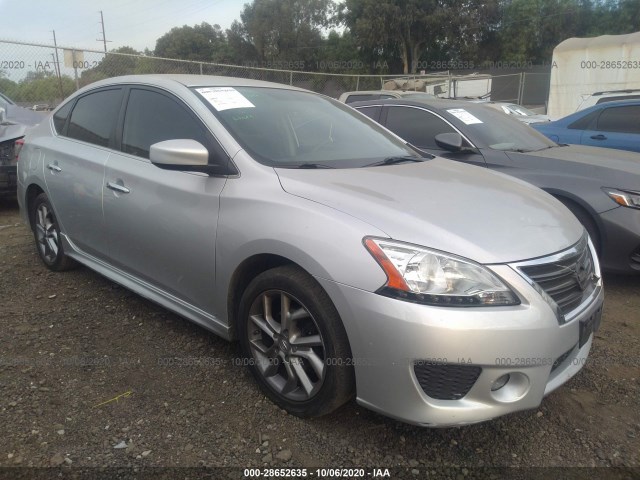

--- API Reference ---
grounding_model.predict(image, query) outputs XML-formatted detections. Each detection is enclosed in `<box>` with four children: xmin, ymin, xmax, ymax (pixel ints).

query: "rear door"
<box><xmin>43</xmin><ymin>87</ymin><xmax>124</xmax><ymax>259</ymax></box>
<box><xmin>103</xmin><ymin>86</ymin><xmax>228</xmax><ymax>313</ymax></box>
<box><xmin>580</xmin><ymin>105</ymin><xmax>640</xmax><ymax>153</ymax></box>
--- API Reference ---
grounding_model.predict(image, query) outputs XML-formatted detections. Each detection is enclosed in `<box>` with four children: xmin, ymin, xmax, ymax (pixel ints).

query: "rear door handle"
<box><xmin>47</xmin><ymin>163</ymin><xmax>62</xmax><ymax>172</ymax></box>
<box><xmin>106</xmin><ymin>182</ymin><xmax>130</xmax><ymax>194</ymax></box>
<box><xmin>590</xmin><ymin>134</ymin><xmax>607</xmax><ymax>140</ymax></box>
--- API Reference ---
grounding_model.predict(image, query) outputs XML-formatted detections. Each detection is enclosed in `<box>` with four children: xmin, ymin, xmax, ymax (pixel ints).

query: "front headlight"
<box><xmin>603</xmin><ymin>188</ymin><xmax>640</xmax><ymax>209</ymax></box>
<box><xmin>364</xmin><ymin>237</ymin><xmax>519</xmax><ymax>307</ymax></box>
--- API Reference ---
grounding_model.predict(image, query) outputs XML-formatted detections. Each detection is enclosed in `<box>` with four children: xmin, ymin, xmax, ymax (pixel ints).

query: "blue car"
<box><xmin>533</xmin><ymin>100</ymin><xmax>640</xmax><ymax>153</ymax></box>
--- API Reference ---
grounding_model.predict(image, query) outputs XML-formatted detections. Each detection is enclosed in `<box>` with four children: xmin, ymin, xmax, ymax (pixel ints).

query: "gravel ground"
<box><xmin>0</xmin><ymin>198</ymin><xmax>639</xmax><ymax>479</ymax></box>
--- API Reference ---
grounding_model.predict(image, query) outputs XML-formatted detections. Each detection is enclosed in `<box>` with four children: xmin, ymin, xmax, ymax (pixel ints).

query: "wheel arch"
<box><xmin>544</xmin><ymin>188</ymin><xmax>604</xmax><ymax>252</ymax></box>
<box><xmin>227</xmin><ymin>253</ymin><xmax>301</xmax><ymax>340</ymax></box>
<box><xmin>25</xmin><ymin>182</ymin><xmax>46</xmax><ymax>227</ymax></box>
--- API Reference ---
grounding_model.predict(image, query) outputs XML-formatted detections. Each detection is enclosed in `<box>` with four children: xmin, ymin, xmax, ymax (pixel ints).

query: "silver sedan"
<box><xmin>17</xmin><ymin>75</ymin><xmax>603</xmax><ymax>426</ymax></box>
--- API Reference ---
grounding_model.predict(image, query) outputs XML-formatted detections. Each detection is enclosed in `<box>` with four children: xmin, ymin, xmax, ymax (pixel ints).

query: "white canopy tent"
<box><xmin>547</xmin><ymin>31</ymin><xmax>640</xmax><ymax>119</ymax></box>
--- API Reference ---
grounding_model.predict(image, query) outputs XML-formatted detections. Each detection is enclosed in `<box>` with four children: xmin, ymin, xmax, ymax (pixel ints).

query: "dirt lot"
<box><xmin>0</xmin><ymin>198</ymin><xmax>639</xmax><ymax>478</ymax></box>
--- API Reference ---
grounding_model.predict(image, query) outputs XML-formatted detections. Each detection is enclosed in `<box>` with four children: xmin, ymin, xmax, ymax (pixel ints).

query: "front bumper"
<box><xmin>316</xmin><ymin>261</ymin><xmax>603</xmax><ymax>427</ymax></box>
<box><xmin>599</xmin><ymin>206</ymin><xmax>640</xmax><ymax>273</ymax></box>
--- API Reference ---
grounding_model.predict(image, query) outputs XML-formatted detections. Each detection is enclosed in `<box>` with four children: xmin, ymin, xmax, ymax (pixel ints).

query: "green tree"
<box><xmin>239</xmin><ymin>0</ymin><xmax>332</xmax><ymax>65</ymax></box>
<box><xmin>340</xmin><ymin>0</ymin><xmax>499</xmax><ymax>74</ymax></box>
<box><xmin>155</xmin><ymin>22</ymin><xmax>230</xmax><ymax>62</ymax></box>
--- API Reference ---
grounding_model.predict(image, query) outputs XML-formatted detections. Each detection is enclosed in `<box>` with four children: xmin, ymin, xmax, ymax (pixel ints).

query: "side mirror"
<box><xmin>150</xmin><ymin>139</ymin><xmax>225</xmax><ymax>175</ymax></box>
<box><xmin>435</xmin><ymin>132</ymin><xmax>463</xmax><ymax>152</ymax></box>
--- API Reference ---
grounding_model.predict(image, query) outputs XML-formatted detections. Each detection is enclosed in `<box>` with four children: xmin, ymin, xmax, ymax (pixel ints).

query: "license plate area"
<box><xmin>579</xmin><ymin>304</ymin><xmax>603</xmax><ymax>348</ymax></box>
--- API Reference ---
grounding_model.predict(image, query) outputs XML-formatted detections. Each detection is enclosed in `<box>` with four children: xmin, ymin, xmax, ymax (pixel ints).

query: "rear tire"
<box><xmin>237</xmin><ymin>265</ymin><xmax>355</xmax><ymax>417</ymax></box>
<box><xmin>30</xmin><ymin>193</ymin><xmax>78</xmax><ymax>271</ymax></box>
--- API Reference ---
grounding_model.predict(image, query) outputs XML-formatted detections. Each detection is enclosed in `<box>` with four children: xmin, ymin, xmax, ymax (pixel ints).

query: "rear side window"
<box><xmin>595</xmin><ymin>106</ymin><xmax>640</xmax><ymax>134</ymax></box>
<box><xmin>385</xmin><ymin>106</ymin><xmax>456</xmax><ymax>148</ymax></box>
<box><xmin>345</xmin><ymin>94</ymin><xmax>380</xmax><ymax>104</ymax></box>
<box><xmin>52</xmin><ymin>101</ymin><xmax>73</xmax><ymax>134</ymax></box>
<box><xmin>67</xmin><ymin>89</ymin><xmax>123</xmax><ymax>147</ymax></box>
<box><xmin>122</xmin><ymin>89</ymin><xmax>211</xmax><ymax>159</ymax></box>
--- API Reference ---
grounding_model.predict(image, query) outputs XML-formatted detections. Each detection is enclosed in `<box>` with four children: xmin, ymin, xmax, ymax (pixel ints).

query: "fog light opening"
<box><xmin>490</xmin><ymin>372</ymin><xmax>530</xmax><ymax>403</ymax></box>
<box><xmin>491</xmin><ymin>374</ymin><xmax>510</xmax><ymax>391</ymax></box>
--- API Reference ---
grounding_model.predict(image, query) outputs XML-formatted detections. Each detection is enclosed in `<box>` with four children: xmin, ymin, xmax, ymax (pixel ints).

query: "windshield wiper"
<box><xmin>364</xmin><ymin>156</ymin><xmax>426</xmax><ymax>167</ymax></box>
<box><xmin>280</xmin><ymin>163</ymin><xmax>335</xmax><ymax>169</ymax></box>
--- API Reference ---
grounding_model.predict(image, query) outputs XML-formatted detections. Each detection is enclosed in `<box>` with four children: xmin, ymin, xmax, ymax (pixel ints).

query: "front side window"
<box><xmin>193</xmin><ymin>86</ymin><xmax>416</xmax><ymax>168</ymax></box>
<box><xmin>385</xmin><ymin>106</ymin><xmax>455</xmax><ymax>149</ymax></box>
<box><xmin>122</xmin><ymin>89</ymin><xmax>211</xmax><ymax>159</ymax></box>
<box><xmin>67</xmin><ymin>89</ymin><xmax>123</xmax><ymax>147</ymax></box>
<box><xmin>595</xmin><ymin>106</ymin><xmax>640</xmax><ymax>134</ymax></box>
<box><xmin>568</xmin><ymin>110</ymin><xmax>599</xmax><ymax>130</ymax></box>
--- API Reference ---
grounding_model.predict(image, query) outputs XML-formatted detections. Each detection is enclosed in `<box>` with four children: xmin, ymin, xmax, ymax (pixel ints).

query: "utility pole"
<box><xmin>51</xmin><ymin>30</ymin><xmax>64</xmax><ymax>99</ymax></box>
<box><xmin>97</xmin><ymin>11</ymin><xmax>111</xmax><ymax>53</ymax></box>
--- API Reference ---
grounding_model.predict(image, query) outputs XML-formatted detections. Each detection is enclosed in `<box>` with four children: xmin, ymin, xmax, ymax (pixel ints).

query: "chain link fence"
<box><xmin>1</xmin><ymin>39</ymin><xmax>550</xmax><ymax>111</ymax></box>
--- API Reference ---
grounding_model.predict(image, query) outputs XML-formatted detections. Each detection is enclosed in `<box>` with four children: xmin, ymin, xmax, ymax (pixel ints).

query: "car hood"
<box><xmin>506</xmin><ymin>144</ymin><xmax>640</xmax><ymax>187</ymax></box>
<box><xmin>276</xmin><ymin>158</ymin><xmax>582</xmax><ymax>264</ymax></box>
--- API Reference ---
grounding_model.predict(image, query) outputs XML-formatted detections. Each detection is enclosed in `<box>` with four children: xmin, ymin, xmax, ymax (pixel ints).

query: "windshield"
<box><xmin>192</xmin><ymin>86</ymin><xmax>417</xmax><ymax>168</ymax></box>
<box><xmin>447</xmin><ymin>106</ymin><xmax>557</xmax><ymax>152</ymax></box>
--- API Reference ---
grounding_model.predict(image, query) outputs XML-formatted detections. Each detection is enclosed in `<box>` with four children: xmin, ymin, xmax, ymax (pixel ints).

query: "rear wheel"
<box><xmin>30</xmin><ymin>193</ymin><xmax>77</xmax><ymax>271</ymax></box>
<box><xmin>237</xmin><ymin>265</ymin><xmax>354</xmax><ymax>417</ymax></box>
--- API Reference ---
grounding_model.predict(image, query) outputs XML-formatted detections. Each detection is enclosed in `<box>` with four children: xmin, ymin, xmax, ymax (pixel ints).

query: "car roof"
<box><xmin>584</xmin><ymin>98</ymin><xmax>640</xmax><ymax>110</ymax></box>
<box><xmin>73</xmin><ymin>74</ymin><xmax>310</xmax><ymax>96</ymax></box>
<box><xmin>350</xmin><ymin>97</ymin><xmax>480</xmax><ymax>112</ymax></box>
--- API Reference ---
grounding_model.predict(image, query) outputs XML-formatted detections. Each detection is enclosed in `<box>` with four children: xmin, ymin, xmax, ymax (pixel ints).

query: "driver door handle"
<box><xmin>590</xmin><ymin>134</ymin><xmax>607</xmax><ymax>140</ymax></box>
<box><xmin>47</xmin><ymin>164</ymin><xmax>62</xmax><ymax>172</ymax></box>
<box><xmin>106</xmin><ymin>182</ymin><xmax>130</xmax><ymax>194</ymax></box>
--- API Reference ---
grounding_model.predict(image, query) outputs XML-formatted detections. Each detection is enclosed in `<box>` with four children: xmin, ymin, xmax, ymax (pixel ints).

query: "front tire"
<box><xmin>237</xmin><ymin>265</ymin><xmax>355</xmax><ymax>417</ymax></box>
<box><xmin>30</xmin><ymin>193</ymin><xmax>77</xmax><ymax>271</ymax></box>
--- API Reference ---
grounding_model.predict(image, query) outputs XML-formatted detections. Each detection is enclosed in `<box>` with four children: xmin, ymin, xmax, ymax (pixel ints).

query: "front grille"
<box><xmin>519</xmin><ymin>237</ymin><xmax>596</xmax><ymax>316</ymax></box>
<box><xmin>413</xmin><ymin>362</ymin><xmax>481</xmax><ymax>400</ymax></box>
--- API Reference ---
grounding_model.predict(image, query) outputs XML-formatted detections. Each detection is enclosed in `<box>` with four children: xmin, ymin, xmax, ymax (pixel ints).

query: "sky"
<box><xmin>0</xmin><ymin>0</ymin><xmax>246</xmax><ymax>52</ymax></box>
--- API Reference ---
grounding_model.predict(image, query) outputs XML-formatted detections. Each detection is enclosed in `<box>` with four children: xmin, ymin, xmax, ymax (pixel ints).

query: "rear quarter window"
<box><xmin>52</xmin><ymin>101</ymin><xmax>73</xmax><ymax>134</ymax></box>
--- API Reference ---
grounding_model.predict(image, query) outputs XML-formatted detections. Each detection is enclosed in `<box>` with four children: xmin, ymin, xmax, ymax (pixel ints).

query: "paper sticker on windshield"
<box><xmin>196</xmin><ymin>87</ymin><xmax>255</xmax><ymax>111</ymax></box>
<box><xmin>446</xmin><ymin>108</ymin><xmax>483</xmax><ymax>125</ymax></box>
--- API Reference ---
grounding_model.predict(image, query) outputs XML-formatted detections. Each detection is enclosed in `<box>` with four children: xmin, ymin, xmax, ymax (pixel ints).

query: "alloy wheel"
<box><xmin>247</xmin><ymin>290</ymin><xmax>327</xmax><ymax>402</ymax></box>
<box><xmin>35</xmin><ymin>203</ymin><xmax>59</xmax><ymax>264</ymax></box>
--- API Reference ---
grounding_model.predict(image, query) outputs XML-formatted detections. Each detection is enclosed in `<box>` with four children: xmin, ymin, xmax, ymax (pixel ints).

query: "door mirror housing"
<box><xmin>435</xmin><ymin>132</ymin><xmax>464</xmax><ymax>152</ymax></box>
<box><xmin>150</xmin><ymin>139</ymin><xmax>229</xmax><ymax>175</ymax></box>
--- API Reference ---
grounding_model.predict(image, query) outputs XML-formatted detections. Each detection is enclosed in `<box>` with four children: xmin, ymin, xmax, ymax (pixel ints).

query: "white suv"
<box><xmin>577</xmin><ymin>89</ymin><xmax>640</xmax><ymax>111</ymax></box>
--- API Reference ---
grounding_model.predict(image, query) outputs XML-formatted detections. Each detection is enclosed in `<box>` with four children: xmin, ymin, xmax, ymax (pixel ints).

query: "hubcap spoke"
<box><xmin>292</xmin><ymin>348</ymin><xmax>325</xmax><ymax>379</ymax></box>
<box><xmin>281</xmin><ymin>360</ymin><xmax>299</xmax><ymax>394</ymax></box>
<box><xmin>292</xmin><ymin>360</ymin><xmax>314</xmax><ymax>396</ymax></box>
<box><xmin>250</xmin><ymin>314</ymin><xmax>277</xmax><ymax>340</ymax></box>
<box><xmin>280</xmin><ymin>293</ymin><xmax>291</xmax><ymax>332</ymax></box>
<box><xmin>290</xmin><ymin>334</ymin><xmax>322</xmax><ymax>348</ymax></box>
<box><xmin>262</xmin><ymin>294</ymin><xmax>281</xmax><ymax>334</ymax></box>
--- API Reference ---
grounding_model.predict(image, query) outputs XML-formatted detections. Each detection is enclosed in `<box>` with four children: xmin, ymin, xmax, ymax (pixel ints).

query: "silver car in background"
<box><xmin>17</xmin><ymin>75</ymin><xmax>603</xmax><ymax>426</ymax></box>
